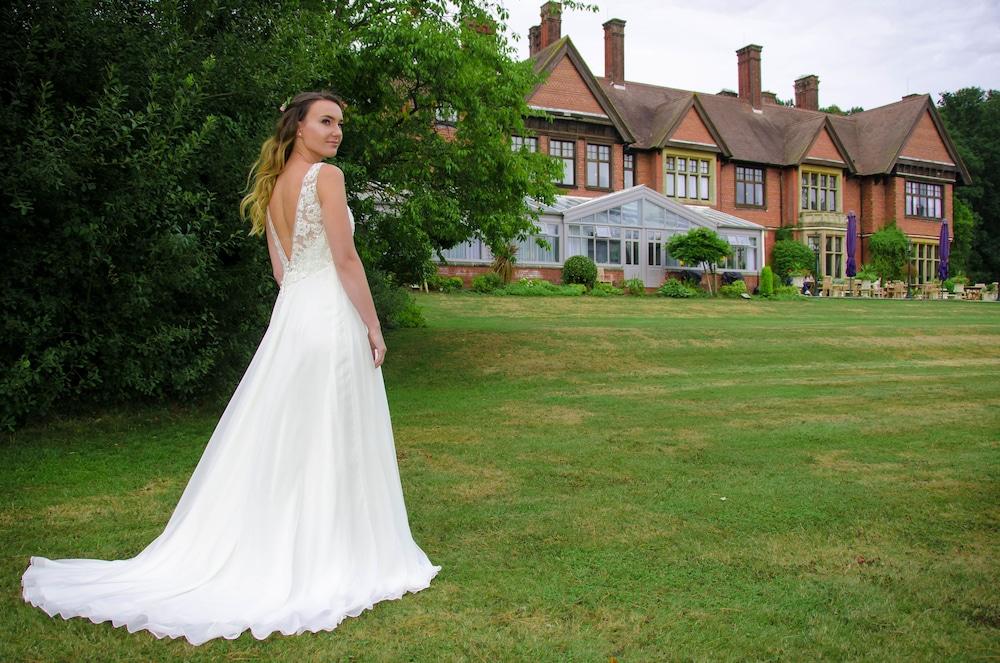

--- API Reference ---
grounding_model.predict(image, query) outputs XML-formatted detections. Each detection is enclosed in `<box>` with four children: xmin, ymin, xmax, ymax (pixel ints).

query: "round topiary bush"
<box><xmin>562</xmin><ymin>255</ymin><xmax>598</xmax><ymax>289</ymax></box>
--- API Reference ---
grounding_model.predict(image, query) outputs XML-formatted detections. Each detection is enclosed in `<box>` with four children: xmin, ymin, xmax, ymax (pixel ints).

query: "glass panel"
<box><xmin>689</xmin><ymin>159</ymin><xmax>699</xmax><ymax>173</ymax></box>
<box><xmin>755</xmin><ymin>183</ymin><xmax>763</xmax><ymax>205</ymax></box>
<box><xmin>677</xmin><ymin>175</ymin><xmax>686</xmax><ymax>197</ymax></box>
<box><xmin>700</xmin><ymin>176</ymin><xmax>709</xmax><ymax>200</ymax></box>
<box><xmin>622</xmin><ymin>201</ymin><xmax>640</xmax><ymax>225</ymax></box>
<box><xmin>677</xmin><ymin>158</ymin><xmax>686</xmax><ymax>172</ymax></box>
<box><xmin>596</xmin><ymin>225</ymin><xmax>610</xmax><ymax>238</ymax></box>
<box><xmin>736</xmin><ymin>182</ymin><xmax>745</xmax><ymax>204</ymax></box>
<box><xmin>587</xmin><ymin>162</ymin><xmax>597</xmax><ymax>186</ymax></box>
<box><xmin>600</xmin><ymin>163</ymin><xmax>609</xmax><ymax>188</ymax></box>
<box><xmin>666</xmin><ymin>157</ymin><xmax>674</xmax><ymax>170</ymax></box>
<box><xmin>688</xmin><ymin>175</ymin><xmax>697</xmax><ymax>197</ymax></box>
<box><xmin>596</xmin><ymin>211</ymin><xmax>609</xmax><ymax>225</ymax></box>
<box><xmin>666</xmin><ymin>174</ymin><xmax>675</xmax><ymax>196</ymax></box>
<box><xmin>608</xmin><ymin>207</ymin><xmax>621</xmax><ymax>224</ymax></box>
<box><xmin>596</xmin><ymin>239</ymin><xmax>608</xmax><ymax>263</ymax></box>
<box><xmin>609</xmin><ymin>241</ymin><xmax>621</xmax><ymax>263</ymax></box>
<box><xmin>700</xmin><ymin>160</ymin><xmax>709</xmax><ymax>174</ymax></box>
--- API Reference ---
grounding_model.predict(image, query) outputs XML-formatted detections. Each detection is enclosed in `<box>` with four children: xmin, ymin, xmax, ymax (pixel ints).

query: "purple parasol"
<box><xmin>937</xmin><ymin>220</ymin><xmax>950</xmax><ymax>281</ymax></box>
<box><xmin>845</xmin><ymin>212</ymin><xmax>858</xmax><ymax>278</ymax></box>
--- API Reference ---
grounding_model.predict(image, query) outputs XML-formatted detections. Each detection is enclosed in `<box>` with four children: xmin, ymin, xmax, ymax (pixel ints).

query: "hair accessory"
<box><xmin>278</xmin><ymin>96</ymin><xmax>292</xmax><ymax>113</ymax></box>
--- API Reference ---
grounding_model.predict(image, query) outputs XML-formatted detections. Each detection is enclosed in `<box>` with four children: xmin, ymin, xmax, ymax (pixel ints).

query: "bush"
<box><xmin>719</xmin><ymin>279</ymin><xmax>748</xmax><ymax>298</ymax></box>
<box><xmin>623</xmin><ymin>278</ymin><xmax>645</xmax><ymax>295</ymax></box>
<box><xmin>562</xmin><ymin>255</ymin><xmax>598</xmax><ymax>289</ymax></box>
<box><xmin>499</xmin><ymin>278</ymin><xmax>585</xmax><ymax>296</ymax></box>
<box><xmin>426</xmin><ymin>274</ymin><xmax>463</xmax><ymax>292</ymax></box>
<box><xmin>774</xmin><ymin>285</ymin><xmax>801</xmax><ymax>296</ymax></box>
<box><xmin>869</xmin><ymin>223</ymin><xmax>909</xmax><ymax>282</ymax></box>
<box><xmin>942</xmin><ymin>278</ymin><xmax>956</xmax><ymax>293</ymax></box>
<box><xmin>472</xmin><ymin>272</ymin><xmax>504</xmax><ymax>293</ymax></box>
<box><xmin>772</xmin><ymin>240</ymin><xmax>816</xmax><ymax>279</ymax></box>
<box><xmin>367</xmin><ymin>268</ymin><xmax>426</xmax><ymax>329</ymax></box>
<box><xmin>759</xmin><ymin>266</ymin><xmax>774</xmax><ymax>297</ymax></box>
<box><xmin>774</xmin><ymin>226</ymin><xmax>794</xmax><ymax>241</ymax></box>
<box><xmin>589</xmin><ymin>281</ymin><xmax>624</xmax><ymax>297</ymax></box>
<box><xmin>855</xmin><ymin>264</ymin><xmax>878</xmax><ymax>281</ymax></box>
<box><xmin>657</xmin><ymin>278</ymin><xmax>697</xmax><ymax>298</ymax></box>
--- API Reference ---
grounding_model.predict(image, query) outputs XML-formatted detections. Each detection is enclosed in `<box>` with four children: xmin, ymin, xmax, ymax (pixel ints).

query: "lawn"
<box><xmin>2</xmin><ymin>294</ymin><xmax>998</xmax><ymax>661</ymax></box>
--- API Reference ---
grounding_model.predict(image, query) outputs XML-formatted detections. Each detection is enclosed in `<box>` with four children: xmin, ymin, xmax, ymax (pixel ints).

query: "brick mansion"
<box><xmin>438</xmin><ymin>2</ymin><xmax>971</xmax><ymax>291</ymax></box>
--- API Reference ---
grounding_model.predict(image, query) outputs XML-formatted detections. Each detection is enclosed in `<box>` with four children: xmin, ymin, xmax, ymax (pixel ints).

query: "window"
<box><xmin>647</xmin><ymin>229</ymin><xmax>664</xmax><ymax>266</ymax></box>
<box><xmin>550</xmin><ymin>139</ymin><xmax>575</xmax><ymax>186</ymax></box>
<box><xmin>512</xmin><ymin>136</ymin><xmax>537</xmax><ymax>152</ymax></box>
<box><xmin>665</xmin><ymin>154</ymin><xmax>712</xmax><ymax>201</ymax></box>
<box><xmin>586</xmin><ymin>144</ymin><xmax>611</xmax><ymax>188</ymax></box>
<box><xmin>568</xmin><ymin>224</ymin><xmax>621</xmax><ymax>264</ymax></box>
<box><xmin>624</xmin><ymin>228</ymin><xmax>640</xmax><ymax>265</ymax></box>
<box><xmin>825</xmin><ymin>235</ymin><xmax>844</xmax><ymax>278</ymax></box>
<box><xmin>515</xmin><ymin>222</ymin><xmax>559</xmax><ymax>263</ymax></box>
<box><xmin>905</xmin><ymin>181</ymin><xmax>942</xmax><ymax>218</ymax></box>
<box><xmin>623</xmin><ymin>152</ymin><xmax>635</xmax><ymax>188</ymax></box>
<box><xmin>913</xmin><ymin>242</ymin><xmax>940</xmax><ymax>283</ymax></box>
<box><xmin>736</xmin><ymin>165</ymin><xmax>765</xmax><ymax>207</ymax></box>
<box><xmin>440</xmin><ymin>239</ymin><xmax>492</xmax><ymax>262</ymax></box>
<box><xmin>721</xmin><ymin>236</ymin><xmax>758</xmax><ymax>271</ymax></box>
<box><xmin>801</xmin><ymin>171</ymin><xmax>839</xmax><ymax>211</ymax></box>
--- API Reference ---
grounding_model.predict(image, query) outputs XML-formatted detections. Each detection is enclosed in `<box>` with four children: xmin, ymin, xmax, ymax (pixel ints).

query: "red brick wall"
<box><xmin>672</xmin><ymin>108</ymin><xmax>717</xmax><ymax>146</ymax></box>
<box><xmin>805</xmin><ymin>126</ymin><xmax>844</xmax><ymax>162</ymax></box>
<box><xmin>843</xmin><ymin>175</ymin><xmax>861</xmax><ymax>217</ymax></box>
<box><xmin>634</xmin><ymin>150</ymin><xmax>662</xmax><ymax>193</ymax></box>
<box><xmin>716</xmin><ymin>162</ymin><xmax>782</xmax><ymax>228</ymax></box>
<box><xmin>900</xmin><ymin>111</ymin><xmax>954</xmax><ymax>164</ymax></box>
<box><xmin>529</xmin><ymin>57</ymin><xmax>605</xmax><ymax>115</ymax></box>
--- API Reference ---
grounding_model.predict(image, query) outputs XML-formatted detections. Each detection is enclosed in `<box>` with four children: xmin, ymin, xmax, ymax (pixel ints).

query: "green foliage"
<box><xmin>759</xmin><ymin>266</ymin><xmax>774</xmax><ymax>297</ymax></box>
<box><xmin>623</xmin><ymin>278</ymin><xmax>646</xmax><ymax>295</ymax></box>
<box><xmin>472</xmin><ymin>272</ymin><xmax>504</xmax><ymax>293</ymax></box>
<box><xmin>562</xmin><ymin>255</ymin><xmax>598</xmax><ymax>289</ymax></box>
<box><xmin>426</xmin><ymin>274</ymin><xmax>464</xmax><ymax>292</ymax></box>
<box><xmin>869</xmin><ymin>223</ymin><xmax>910</xmax><ymax>282</ymax></box>
<box><xmin>951</xmin><ymin>197</ymin><xmax>977</xmax><ymax>276</ymax></box>
<box><xmin>718</xmin><ymin>280</ymin><xmax>748</xmax><ymax>298</ymax></box>
<box><xmin>819</xmin><ymin>104</ymin><xmax>865</xmax><ymax>115</ymax></box>
<box><xmin>773</xmin><ymin>285</ymin><xmax>801</xmax><ymax>296</ymax></box>
<box><xmin>774</xmin><ymin>226</ymin><xmax>794</xmax><ymax>242</ymax></box>
<box><xmin>490</xmin><ymin>241</ymin><xmax>518</xmax><ymax>284</ymax></box>
<box><xmin>938</xmin><ymin>88</ymin><xmax>1000</xmax><ymax>281</ymax></box>
<box><xmin>588</xmin><ymin>282</ymin><xmax>624</xmax><ymax>297</ymax></box>
<box><xmin>366</xmin><ymin>269</ymin><xmax>426</xmax><ymax>330</ymax></box>
<box><xmin>498</xmin><ymin>278</ymin><xmax>584</xmax><ymax>296</ymax></box>
<box><xmin>0</xmin><ymin>1</ymin><xmax>565</xmax><ymax>429</ymax></box>
<box><xmin>772</xmin><ymin>240</ymin><xmax>817</xmax><ymax>278</ymax></box>
<box><xmin>942</xmin><ymin>278</ymin><xmax>956</xmax><ymax>293</ymax></box>
<box><xmin>657</xmin><ymin>278</ymin><xmax>697</xmax><ymax>298</ymax></box>
<box><xmin>854</xmin><ymin>264</ymin><xmax>879</xmax><ymax>281</ymax></box>
<box><xmin>665</xmin><ymin>228</ymin><xmax>731</xmax><ymax>295</ymax></box>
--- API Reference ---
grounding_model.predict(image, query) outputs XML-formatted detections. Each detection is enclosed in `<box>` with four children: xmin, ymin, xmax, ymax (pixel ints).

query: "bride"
<box><xmin>21</xmin><ymin>91</ymin><xmax>441</xmax><ymax>645</ymax></box>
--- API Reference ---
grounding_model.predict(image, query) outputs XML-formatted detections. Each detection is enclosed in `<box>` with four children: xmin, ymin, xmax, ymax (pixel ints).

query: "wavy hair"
<box><xmin>240</xmin><ymin>91</ymin><xmax>346</xmax><ymax>236</ymax></box>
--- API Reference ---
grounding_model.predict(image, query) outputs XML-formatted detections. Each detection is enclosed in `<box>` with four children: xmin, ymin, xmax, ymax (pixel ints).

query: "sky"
<box><xmin>497</xmin><ymin>0</ymin><xmax>1000</xmax><ymax>111</ymax></box>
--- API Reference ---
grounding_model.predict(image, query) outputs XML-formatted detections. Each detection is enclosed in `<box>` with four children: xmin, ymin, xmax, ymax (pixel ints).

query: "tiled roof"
<box><xmin>526</xmin><ymin>37</ymin><xmax>969</xmax><ymax>183</ymax></box>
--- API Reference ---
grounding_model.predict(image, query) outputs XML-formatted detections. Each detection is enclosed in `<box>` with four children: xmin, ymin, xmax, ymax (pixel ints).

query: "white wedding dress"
<box><xmin>21</xmin><ymin>161</ymin><xmax>441</xmax><ymax>645</ymax></box>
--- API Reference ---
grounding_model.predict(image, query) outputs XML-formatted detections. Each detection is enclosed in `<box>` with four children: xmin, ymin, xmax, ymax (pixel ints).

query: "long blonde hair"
<box><xmin>240</xmin><ymin>91</ymin><xmax>346</xmax><ymax>236</ymax></box>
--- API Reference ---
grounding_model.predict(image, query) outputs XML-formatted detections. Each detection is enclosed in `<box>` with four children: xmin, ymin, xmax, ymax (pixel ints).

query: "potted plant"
<box><xmin>983</xmin><ymin>282</ymin><xmax>998</xmax><ymax>302</ymax></box>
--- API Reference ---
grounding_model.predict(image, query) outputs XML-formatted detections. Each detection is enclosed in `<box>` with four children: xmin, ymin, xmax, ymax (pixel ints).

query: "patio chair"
<box><xmin>821</xmin><ymin>275</ymin><xmax>832</xmax><ymax>297</ymax></box>
<box><xmin>954</xmin><ymin>283</ymin><xmax>965</xmax><ymax>300</ymax></box>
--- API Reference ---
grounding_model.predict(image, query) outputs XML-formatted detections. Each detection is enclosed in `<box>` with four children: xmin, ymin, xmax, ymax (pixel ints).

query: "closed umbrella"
<box><xmin>938</xmin><ymin>220</ymin><xmax>950</xmax><ymax>281</ymax></box>
<box><xmin>846</xmin><ymin>212</ymin><xmax>858</xmax><ymax>278</ymax></box>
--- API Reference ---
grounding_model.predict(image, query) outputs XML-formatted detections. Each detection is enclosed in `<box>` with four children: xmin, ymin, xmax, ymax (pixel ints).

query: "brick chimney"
<box><xmin>539</xmin><ymin>1</ymin><xmax>562</xmax><ymax>49</ymax></box>
<box><xmin>603</xmin><ymin>18</ymin><xmax>626</xmax><ymax>85</ymax></box>
<box><xmin>736</xmin><ymin>44</ymin><xmax>763</xmax><ymax>110</ymax></box>
<box><xmin>794</xmin><ymin>75</ymin><xmax>819</xmax><ymax>111</ymax></box>
<box><xmin>528</xmin><ymin>25</ymin><xmax>541</xmax><ymax>56</ymax></box>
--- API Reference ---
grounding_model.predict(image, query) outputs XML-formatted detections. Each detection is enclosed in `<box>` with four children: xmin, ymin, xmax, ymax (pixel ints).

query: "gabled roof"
<box><xmin>527</xmin><ymin>36</ymin><xmax>635</xmax><ymax>143</ymax></box>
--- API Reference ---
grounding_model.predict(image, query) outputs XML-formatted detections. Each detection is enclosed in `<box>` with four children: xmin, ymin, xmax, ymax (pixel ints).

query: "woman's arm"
<box><xmin>315</xmin><ymin>163</ymin><xmax>386</xmax><ymax>367</ymax></box>
<box><xmin>264</xmin><ymin>216</ymin><xmax>284</xmax><ymax>286</ymax></box>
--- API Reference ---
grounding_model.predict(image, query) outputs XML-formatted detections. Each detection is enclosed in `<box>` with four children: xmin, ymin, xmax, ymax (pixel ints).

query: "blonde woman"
<box><xmin>22</xmin><ymin>91</ymin><xmax>441</xmax><ymax>645</ymax></box>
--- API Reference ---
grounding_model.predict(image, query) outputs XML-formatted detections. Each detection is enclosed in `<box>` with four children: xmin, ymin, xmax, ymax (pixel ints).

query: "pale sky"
<box><xmin>498</xmin><ymin>0</ymin><xmax>1000</xmax><ymax>111</ymax></box>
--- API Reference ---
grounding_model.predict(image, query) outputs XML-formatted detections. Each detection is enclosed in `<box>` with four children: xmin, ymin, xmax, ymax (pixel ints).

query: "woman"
<box><xmin>21</xmin><ymin>91</ymin><xmax>441</xmax><ymax>645</ymax></box>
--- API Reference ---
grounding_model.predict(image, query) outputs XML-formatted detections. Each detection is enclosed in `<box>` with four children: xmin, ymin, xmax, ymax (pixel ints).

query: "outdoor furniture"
<box><xmin>953</xmin><ymin>283</ymin><xmax>965</xmax><ymax>300</ymax></box>
<box><xmin>860</xmin><ymin>280</ymin><xmax>873</xmax><ymax>297</ymax></box>
<box><xmin>922</xmin><ymin>282</ymin><xmax>941</xmax><ymax>300</ymax></box>
<box><xmin>851</xmin><ymin>280</ymin><xmax>862</xmax><ymax>297</ymax></box>
<box><xmin>964</xmin><ymin>284</ymin><xmax>985</xmax><ymax>301</ymax></box>
<box><xmin>821</xmin><ymin>275</ymin><xmax>833</xmax><ymax>297</ymax></box>
<box><xmin>831</xmin><ymin>280</ymin><xmax>847</xmax><ymax>297</ymax></box>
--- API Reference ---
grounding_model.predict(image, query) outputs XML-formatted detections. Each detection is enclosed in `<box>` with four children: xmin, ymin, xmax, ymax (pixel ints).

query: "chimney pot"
<box><xmin>539</xmin><ymin>2</ymin><xmax>562</xmax><ymax>49</ymax></box>
<box><xmin>603</xmin><ymin>18</ymin><xmax>626</xmax><ymax>85</ymax></box>
<box><xmin>736</xmin><ymin>44</ymin><xmax>763</xmax><ymax>110</ymax></box>
<box><xmin>794</xmin><ymin>74</ymin><xmax>820</xmax><ymax>111</ymax></box>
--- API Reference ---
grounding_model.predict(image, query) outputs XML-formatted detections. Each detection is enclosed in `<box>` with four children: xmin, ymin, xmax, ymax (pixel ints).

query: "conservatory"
<box><xmin>439</xmin><ymin>185</ymin><xmax>766</xmax><ymax>288</ymax></box>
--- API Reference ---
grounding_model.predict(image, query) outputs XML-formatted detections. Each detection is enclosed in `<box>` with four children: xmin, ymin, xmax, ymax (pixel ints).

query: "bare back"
<box><xmin>267</xmin><ymin>164</ymin><xmax>314</xmax><ymax>262</ymax></box>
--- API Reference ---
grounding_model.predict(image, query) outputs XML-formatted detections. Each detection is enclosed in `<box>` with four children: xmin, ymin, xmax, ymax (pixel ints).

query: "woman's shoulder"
<box><xmin>315</xmin><ymin>162</ymin><xmax>344</xmax><ymax>181</ymax></box>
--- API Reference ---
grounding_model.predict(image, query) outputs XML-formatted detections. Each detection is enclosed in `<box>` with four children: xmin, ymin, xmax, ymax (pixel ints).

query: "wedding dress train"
<box><xmin>21</xmin><ymin>161</ymin><xmax>441</xmax><ymax>645</ymax></box>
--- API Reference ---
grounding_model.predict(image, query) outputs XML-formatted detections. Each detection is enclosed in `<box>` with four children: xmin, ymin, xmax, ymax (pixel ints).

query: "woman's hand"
<box><xmin>368</xmin><ymin>326</ymin><xmax>387</xmax><ymax>368</ymax></box>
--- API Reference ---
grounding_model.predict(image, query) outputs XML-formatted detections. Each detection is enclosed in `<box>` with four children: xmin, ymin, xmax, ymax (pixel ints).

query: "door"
<box><xmin>624</xmin><ymin>228</ymin><xmax>641</xmax><ymax>282</ymax></box>
<box><xmin>645</xmin><ymin>229</ymin><xmax>667</xmax><ymax>287</ymax></box>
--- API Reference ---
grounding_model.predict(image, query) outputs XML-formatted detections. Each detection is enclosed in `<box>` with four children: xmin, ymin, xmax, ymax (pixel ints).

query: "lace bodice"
<box><xmin>267</xmin><ymin>162</ymin><xmax>355</xmax><ymax>286</ymax></box>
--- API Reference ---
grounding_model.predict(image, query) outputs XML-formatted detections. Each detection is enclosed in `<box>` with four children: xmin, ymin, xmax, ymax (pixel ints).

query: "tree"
<box><xmin>869</xmin><ymin>223</ymin><xmax>910</xmax><ymax>282</ymax></box>
<box><xmin>665</xmin><ymin>228</ymin><xmax>731</xmax><ymax>295</ymax></box>
<box><xmin>0</xmin><ymin>0</ymin><xmax>572</xmax><ymax>429</ymax></box>
<box><xmin>819</xmin><ymin>104</ymin><xmax>864</xmax><ymax>115</ymax></box>
<box><xmin>951</xmin><ymin>197</ymin><xmax>977</xmax><ymax>276</ymax></box>
<box><xmin>938</xmin><ymin>87</ymin><xmax>1000</xmax><ymax>281</ymax></box>
<box><xmin>771</xmin><ymin>240</ymin><xmax>816</xmax><ymax>279</ymax></box>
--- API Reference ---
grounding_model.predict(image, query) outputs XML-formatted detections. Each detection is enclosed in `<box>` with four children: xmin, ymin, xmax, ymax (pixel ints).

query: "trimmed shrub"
<box><xmin>759</xmin><ymin>266</ymin><xmax>774</xmax><ymax>297</ymax></box>
<box><xmin>772</xmin><ymin>240</ymin><xmax>816</xmax><ymax>279</ymax></box>
<box><xmin>562</xmin><ymin>255</ymin><xmax>598</xmax><ymax>289</ymax></box>
<box><xmin>426</xmin><ymin>274</ymin><xmax>463</xmax><ymax>292</ymax></box>
<box><xmin>499</xmin><ymin>278</ymin><xmax>585</xmax><ymax>296</ymax></box>
<box><xmin>623</xmin><ymin>278</ymin><xmax>645</xmax><ymax>295</ymax></box>
<box><xmin>869</xmin><ymin>223</ymin><xmax>909</xmax><ymax>282</ymax></box>
<box><xmin>657</xmin><ymin>278</ymin><xmax>697</xmax><ymax>298</ymax></box>
<box><xmin>472</xmin><ymin>272</ymin><xmax>504</xmax><ymax>293</ymax></box>
<box><xmin>774</xmin><ymin>285</ymin><xmax>801</xmax><ymax>296</ymax></box>
<box><xmin>719</xmin><ymin>279</ymin><xmax>748</xmax><ymax>298</ymax></box>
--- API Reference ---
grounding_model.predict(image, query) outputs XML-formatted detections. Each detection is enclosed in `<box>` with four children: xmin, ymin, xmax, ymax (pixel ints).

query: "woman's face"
<box><xmin>296</xmin><ymin>99</ymin><xmax>343</xmax><ymax>158</ymax></box>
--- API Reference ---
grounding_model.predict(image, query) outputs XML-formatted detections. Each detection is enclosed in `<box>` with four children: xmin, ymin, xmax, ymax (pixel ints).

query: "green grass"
<box><xmin>3</xmin><ymin>294</ymin><xmax>998</xmax><ymax>661</ymax></box>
